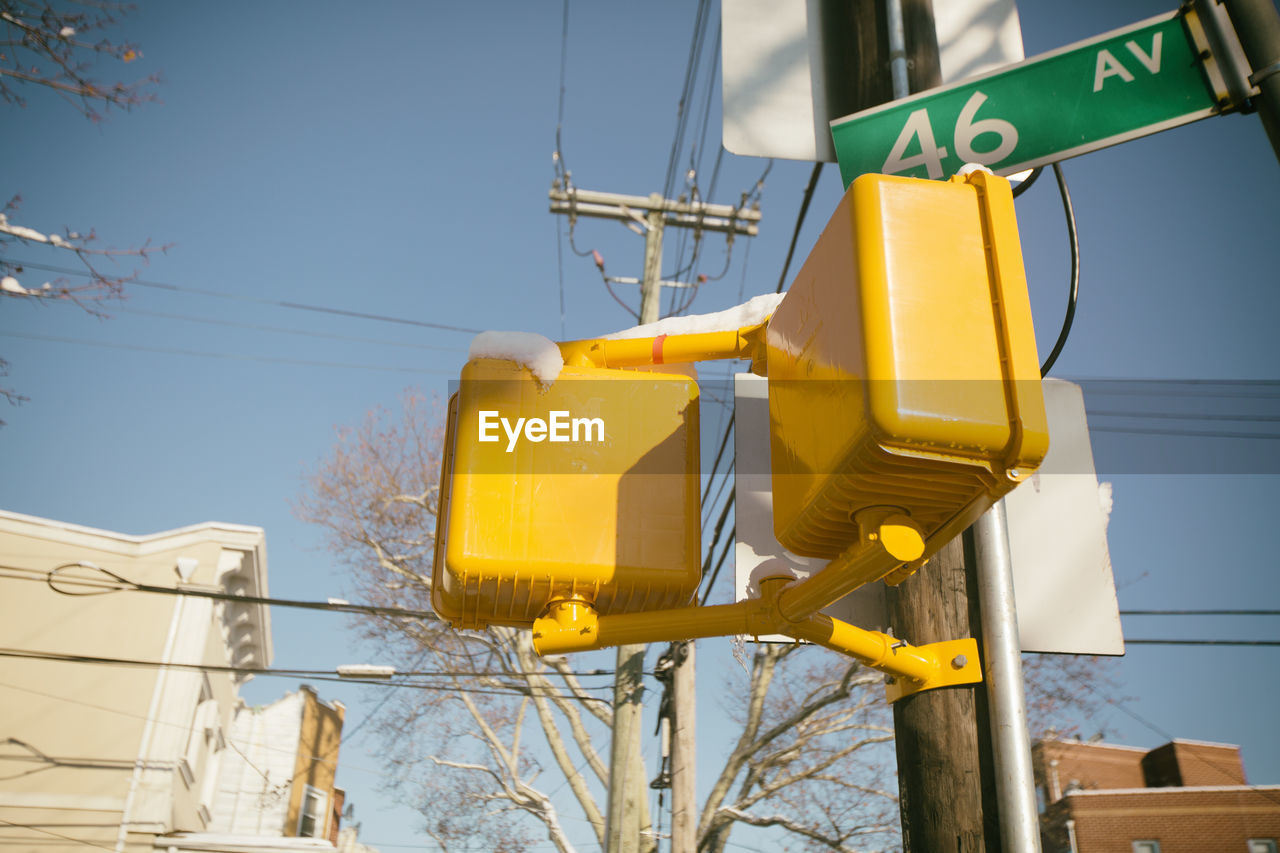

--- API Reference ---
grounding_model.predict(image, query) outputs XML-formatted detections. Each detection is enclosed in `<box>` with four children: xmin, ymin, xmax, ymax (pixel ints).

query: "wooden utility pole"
<box><xmin>888</xmin><ymin>533</ymin><xmax>999</xmax><ymax>851</ymax></box>
<box><xmin>865</xmin><ymin>0</ymin><xmax>1016</xmax><ymax>848</ymax></box>
<box><xmin>550</xmin><ymin>184</ymin><xmax>758</xmax><ymax>853</ymax></box>
<box><xmin>606</xmin><ymin>645</ymin><xmax>647</xmax><ymax>852</ymax></box>
<box><xmin>549</xmin><ymin>185</ymin><xmax>761</xmax><ymax>326</ymax></box>
<box><xmin>670</xmin><ymin>641</ymin><xmax>696</xmax><ymax>851</ymax></box>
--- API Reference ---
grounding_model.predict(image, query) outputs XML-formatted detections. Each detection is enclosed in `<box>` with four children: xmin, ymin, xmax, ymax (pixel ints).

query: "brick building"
<box><xmin>1035</xmin><ymin>738</ymin><xmax>1280</xmax><ymax>853</ymax></box>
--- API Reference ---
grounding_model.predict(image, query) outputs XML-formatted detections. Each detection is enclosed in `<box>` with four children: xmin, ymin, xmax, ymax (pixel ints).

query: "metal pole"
<box><xmin>1220</xmin><ymin>0</ymin><xmax>1280</xmax><ymax>165</ymax></box>
<box><xmin>885</xmin><ymin>0</ymin><xmax>911</xmax><ymax>99</ymax></box>
<box><xmin>972</xmin><ymin>500</ymin><xmax>1041</xmax><ymax>853</ymax></box>
<box><xmin>640</xmin><ymin>192</ymin><xmax>666</xmax><ymax>324</ymax></box>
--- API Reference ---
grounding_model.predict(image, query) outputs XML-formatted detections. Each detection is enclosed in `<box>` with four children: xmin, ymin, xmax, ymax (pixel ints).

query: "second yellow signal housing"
<box><xmin>766</xmin><ymin>170</ymin><xmax>1049</xmax><ymax>562</ymax></box>
<box><xmin>432</xmin><ymin>359</ymin><xmax>702</xmax><ymax>629</ymax></box>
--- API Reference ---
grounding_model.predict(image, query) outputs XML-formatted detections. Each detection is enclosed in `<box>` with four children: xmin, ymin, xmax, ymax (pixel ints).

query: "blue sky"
<box><xmin>2</xmin><ymin>1</ymin><xmax>1278</xmax><ymax>850</ymax></box>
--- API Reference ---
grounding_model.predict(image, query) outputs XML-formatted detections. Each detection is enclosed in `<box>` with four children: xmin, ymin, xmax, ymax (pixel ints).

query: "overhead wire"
<box><xmin>696</xmin><ymin>163</ymin><xmax>826</xmax><ymax>601</ymax></box>
<box><xmin>1</xmin><ymin>258</ymin><xmax>482</xmax><ymax>334</ymax></box>
<box><xmin>1080</xmin><ymin>380</ymin><xmax>1280</xmax><ymax>399</ymax></box>
<box><xmin>0</xmin><ymin>678</ymin><xmax>465</xmax><ymax>784</ymax></box>
<box><xmin>1037</xmin><ymin>162</ymin><xmax>1079</xmax><ymax>377</ymax></box>
<box><xmin>0</xmin><ymin>329</ymin><xmax>455</xmax><ymax>375</ymax></box>
<box><xmin>0</xmin><ymin>817</ymin><xmax>116</xmax><ymax>852</ymax></box>
<box><xmin>113</xmin><ymin>306</ymin><xmax>468</xmax><ymax>352</ymax></box>
<box><xmin>1072</xmin><ymin>678</ymin><xmax>1280</xmax><ymax>812</ymax></box>
<box><xmin>0</xmin><ymin>563</ymin><xmax>458</xmax><ymax>638</ymax></box>
<box><xmin>0</xmin><ymin>648</ymin><xmax>615</xmax><ymax>698</ymax></box>
<box><xmin>552</xmin><ymin>0</ymin><xmax>571</xmax><ymax>338</ymax></box>
<box><xmin>775</xmin><ymin>164</ymin><xmax>824</xmax><ymax>295</ymax></box>
<box><xmin>665</xmin><ymin>19</ymin><xmax>722</xmax><ymax>315</ymax></box>
<box><xmin>1088</xmin><ymin>409</ymin><xmax>1280</xmax><ymax>423</ymax></box>
<box><xmin>1123</xmin><ymin>639</ymin><xmax>1280</xmax><ymax>646</ymax></box>
<box><xmin>661</xmin><ymin>0</ymin><xmax>713</xmax><ymax>201</ymax></box>
<box><xmin>1122</xmin><ymin>609</ymin><xmax>1280</xmax><ymax>616</ymax></box>
<box><xmin>1088</xmin><ymin>425</ymin><xmax>1280</xmax><ymax>440</ymax></box>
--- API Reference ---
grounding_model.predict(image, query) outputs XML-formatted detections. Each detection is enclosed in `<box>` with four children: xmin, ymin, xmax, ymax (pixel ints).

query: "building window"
<box><xmin>182</xmin><ymin>676</ymin><xmax>217</xmax><ymax>786</ymax></box>
<box><xmin>1133</xmin><ymin>842</ymin><xmax>1161</xmax><ymax>853</ymax></box>
<box><xmin>298</xmin><ymin>785</ymin><xmax>327</xmax><ymax>838</ymax></box>
<box><xmin>1248</xmin><ymin>841</ymin><xmax>1278</xmax><ymax>853</ymax></box>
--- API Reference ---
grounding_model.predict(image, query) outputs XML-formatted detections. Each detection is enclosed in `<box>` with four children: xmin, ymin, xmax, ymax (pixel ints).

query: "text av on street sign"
<box><xmin>830</xmin><ymin>11</ymin><xmax>1221</xmax><ymax>186</ymax></box>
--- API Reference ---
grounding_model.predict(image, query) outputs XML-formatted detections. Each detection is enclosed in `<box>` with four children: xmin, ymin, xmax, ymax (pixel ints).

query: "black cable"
<box><xmin>701</xmin><ymin>411</ymin><xmax>736</xmax><ymax>500</ymax></box>
<box><xmin>1011</xmin><ymin>166</ymin><xmax>1043</xmax><ymax>198</ymax></box>
<box><xmin>1</xmin><ymin>560</ymin><xmax>429</xmax><ymax>622</ymax></box>
<box><xmin>0</xmin><ymin>649</ymin><xmax>615</xmax><ymax>697</ymax></box>
<box><xmin>1071</xmin><ymin>680</ymin><xmax>1280</xmax><ymax>814</ymax></box>
<box><xmin>1124</xmin><ymin>639</ymin><xmax>1280</xmax><ymax>646</ymax></box>
<box><xmin>1089</xmin><ymin>409</ymin><xmax>1280</xmax><ymax>423</ymax></box>
<box><xmin>1039</xmin><ymin>162</ymin><xmax>1079</xmax><ymax>377</ymax></box>
<box><xmin>698</xmin><ymin>493</ymin><xmax>735</xmax><ymax>605</ymax></box>
<box><xmin>0</xmin><ymin>818</ymin><xmax>116</xmax><ymax>852</ymax></box>
<box><xmin>1122</xmin><ymin>609</ymin><xmax>1280</xmax><ymax>616</ymax></box>
<box><xmin>702</xmin><ymin>460</ymin><xmax>735</xmax><ymax>529</ymax></box>
<box><xmin>113</xmin><ymin>306</ymin><xmax>468</xmax><ymax>353</ymax></box>
<box><xmin>1089</xmin><ymin>425</ymin><xmax>1280</xmax><ymax>440</ymax></box>
<box><xmin>662</xmin><ymin>0</ymin><xmax>712</xmax><ymax>200</ymax></box>
<box><xmin>776</xmin><ymin>164</ymin><xmax>824</xmax><ymax>294</ymax></box>
<box><xmin>1</xmin><ymin>258</ymin><xmax>483</xmax><ymax>334</ymax></box>
<box><xmin>700</xmin><ymin>527</ymin><xmax>735</xmax><ymax>607</ymax></box>
<box><xmin>553</xmin><ymin>0</ymin><xmax>571</xmax><ymax>338</ymax></box>
<box><xmin>0</xmin><ymin>330</ymin><xmax>453</xmax><ymax>376</ymax></box>
<box><xmin>1081</xmin><ymin>380</ymin><xmax>1280</xmax><ymax>399</ymax></box>
<box><xmin>564</xmin><ymin>213</ymin><xmax>597</xmax><ymax>259</ymax></box>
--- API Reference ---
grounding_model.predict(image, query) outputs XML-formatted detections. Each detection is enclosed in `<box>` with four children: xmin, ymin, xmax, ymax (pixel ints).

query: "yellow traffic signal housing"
<box><xmin>431</xmin><ymin>170</ymin><xmax>1047</xmax><ymax>703</ymax></box>
<box><xmin>766</xmin><ymin>170</ymin><xmax>1049</xmax><ymax>565</ymax></box>
<box><xmin>432</xmin><ymin>358</ymin><xmax>701</xmax><ymax>630</ymax></box>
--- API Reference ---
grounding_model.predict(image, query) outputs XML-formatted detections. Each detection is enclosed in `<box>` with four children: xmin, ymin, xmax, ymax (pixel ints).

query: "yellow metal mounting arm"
<box><xmin>531</xmin><ymin>509</ymin><xmax>981</xmax><ymax>702</ymax></box>
<box><xmin>557</xmin><ymin>321</ymin><xmax>769</xmax><ymax>374</ymax></box>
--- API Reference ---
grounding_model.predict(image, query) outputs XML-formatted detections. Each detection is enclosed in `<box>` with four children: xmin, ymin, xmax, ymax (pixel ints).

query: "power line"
<box><xmin>1072</xmin><ymin>679</ymin><xmax>1280</xmax><ymax>813</ymax></box>
<box><xmin>553</xmin><ymin>0</ymin><xmax>571</xmax><ymax>338</ymax></box>
<box><xmin>1122</xmin><ymin>609</ymin><xmax>1280</xmax><ymax>616</ymax></box>
<box><xmin>0</xmin><ymin>329</ymin><xmax>455</xmax><ymax>375</ymax></box>
<box><xmin>1</xmin><ymin>561</ymin><xmax>442</xmax><ymax>620</ymax></box>
<box><xmin>1088</xmin><ymin>424</ymin><xmax>1280</xmax><ymax>440</ymax></box>
<box><xmin>115</xmin><ymin>306</ymin><xmax>468</xmax><ymax>353</ymax></box>
<box><xmin>662</xmin><ymin>0</ymin><xmax>713</xmax><ymax>200</ymax></box>
<box><xmin>1089</xmin><ymin>409</ymin><xmax>1280</xmax><ymax>423</ymax></box>
<box><xmin>774</xmin><ymin>164</ymin><xmax>824</xmax><ymax>294</ymax></box>
<box><xmin>2</xmin><ymin>563</ymin><xmax>620</xmax><ymax>682</ymax></box>
<box><xmin>1038</xmin><ymin>162</ymin><xmax>1079</xmax><ymax>378</ymax></box>
<box><xmin>1123</xmin><ymin>639</ymin><xmax>1280</xmax><ymax>646</ymax></box>
<box><xmin>1080</xmin><ymin>381</ymin><xmax>1280</xmax><ymax>400</ymax></box>
<box><xmin>0</xmin><ymin>817</ymin><xmax>116</xmax><ymax>852</ymax></box>
<box><xmin>0</xmin><ymin>258</ymin><xmax>483</xmax><ymax>334</ymax></box>
<box><xmin>0</xmin><ymin>680</ymin><xmax>412</xmax><ymax>782</ymax></box>
<box><xmin>0</xmin><ymin>648</ymin><xmax>616</xmax><ymax>696</ymax></box>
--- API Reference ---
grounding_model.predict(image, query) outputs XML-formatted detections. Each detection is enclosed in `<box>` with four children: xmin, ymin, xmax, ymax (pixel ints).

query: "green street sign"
<box><xmin>830</xmin><ymin>11</ymin><xmax>1221</xmax><ymax>186</ymax></box>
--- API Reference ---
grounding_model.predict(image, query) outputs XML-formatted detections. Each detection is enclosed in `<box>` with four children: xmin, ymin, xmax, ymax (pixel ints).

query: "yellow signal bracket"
<box><xmin>557</xmin><ymin>321</ymin><xmax>769</xmax><ymax>373</ymax></box>
<box><xmin>530</xmin><ymin>517</ymin><xmax>985</xmax><ymax>702</ymax></box>
<box><xmin>884</xmin><ymin>637</ymin><xmax>982</xmax><ymax>703</ymax></box>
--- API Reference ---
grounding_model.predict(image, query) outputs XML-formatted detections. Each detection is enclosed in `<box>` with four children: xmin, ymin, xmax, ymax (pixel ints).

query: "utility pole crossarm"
<box><xmin>549</xmin><ymin>187</ymin><xmax>761</xmax><ymax>236</ymax></box>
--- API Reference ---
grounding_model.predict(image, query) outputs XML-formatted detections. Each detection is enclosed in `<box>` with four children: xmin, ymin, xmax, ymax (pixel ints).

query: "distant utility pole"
<box><xmin>549</xmin><ymin>185</ymin><xmax>761</xmax><ymax>324</ymax></box>
<box><xmin>549</xmin><ymin>183</ymin><xmax>759</xmax><ymax>852</ymax></box>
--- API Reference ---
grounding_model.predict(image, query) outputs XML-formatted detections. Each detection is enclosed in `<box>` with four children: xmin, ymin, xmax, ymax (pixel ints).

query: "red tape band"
<box><xmin>652</xmin><ymin>334</ymin><xmax>668</xmax><ymax>365</ymax></box>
